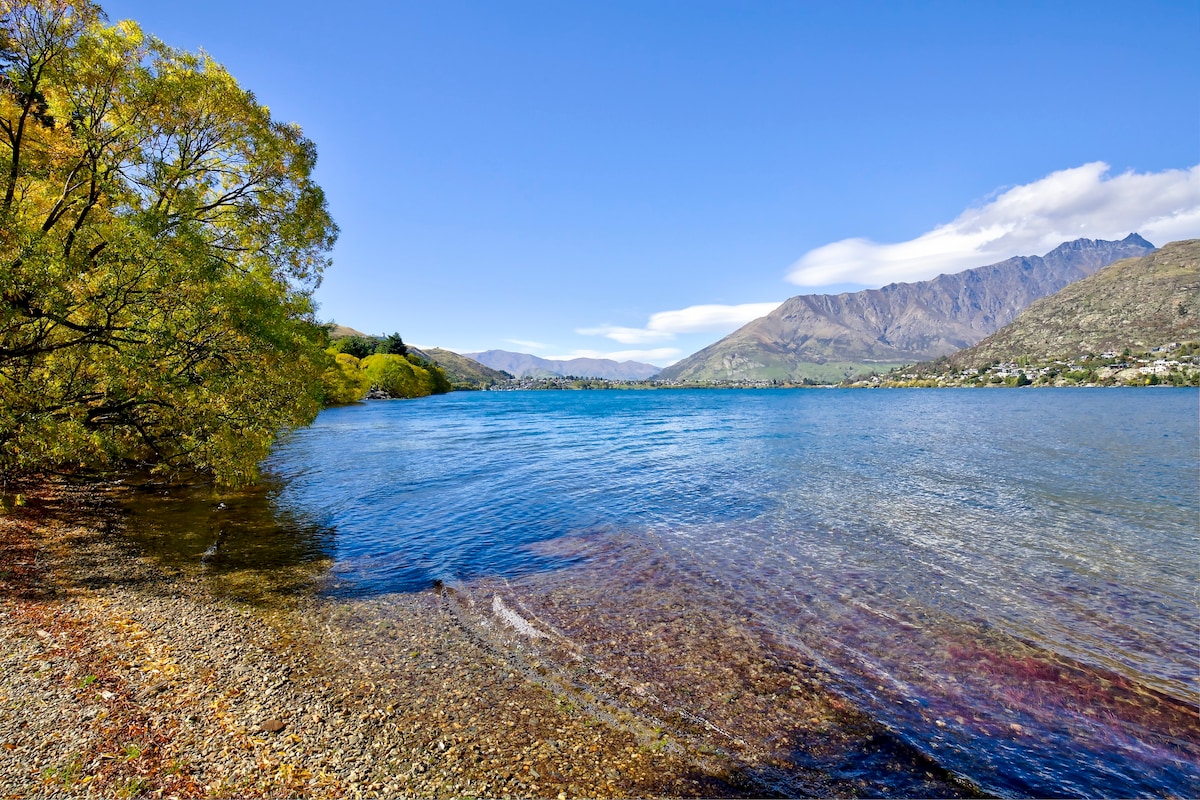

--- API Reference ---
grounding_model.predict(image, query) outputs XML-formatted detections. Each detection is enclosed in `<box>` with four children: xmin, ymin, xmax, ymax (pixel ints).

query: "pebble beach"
<box><xmin>0</xmin><ymin>481</ymin><xmax>754</xmax><ymax>798</ymax></box>
<box><xmin>1</xmin><ymin>480</ymin><xmax>994</xmax><ymax>799</ymax></box>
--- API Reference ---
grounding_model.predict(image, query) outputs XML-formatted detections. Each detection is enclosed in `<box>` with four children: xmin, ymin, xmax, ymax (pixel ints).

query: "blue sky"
<box><xmin>102</xmin><ymin>1</ymin><xmax>1199</xmax><ymax>366</ymax></box>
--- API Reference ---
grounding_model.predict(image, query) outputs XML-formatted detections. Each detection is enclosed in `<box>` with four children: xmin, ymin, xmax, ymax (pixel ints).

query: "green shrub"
<box><xmin>319</xmin><ymin>351</ymin><xmax>370</xmax><ymax>405</ymax></box>
<box><xmin>331</xmin><ymin>336</ymin><xmax>374</xmax><ymax>359</ymax></box>
<box><xmin>360</xmin><ymin>354</ymin><xmax>450</xmax><ymax>398</ymax></box>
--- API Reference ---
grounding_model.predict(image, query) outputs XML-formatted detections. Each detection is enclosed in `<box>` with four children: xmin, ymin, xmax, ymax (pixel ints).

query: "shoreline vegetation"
<box><xmin>1</xmin><ymin>480</ymin><xmax>982</xmax><ymax>798</ymax></box>
<box><xmin>842</xmin><ymin>341</ymin><xmax>1200</xmax><ymax>389</ymax></box>
<box><xmin>321</xmin><ymin>334</ymin><xmax>453</xmax><ymax>404</ymax></box>
<box><xmin>1</xmin><ymin>1</ymin><xmax>341</xmax><ymax>487</ymax></box>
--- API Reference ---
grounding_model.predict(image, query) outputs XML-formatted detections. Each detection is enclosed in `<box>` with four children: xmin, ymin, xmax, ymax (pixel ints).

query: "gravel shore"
<box><xmin>2</xmin><ymin>481</ymin><xmax>989</xmax><ymax>799</ymax></box>
<box><xmin>0</xmin><ymin>481</ymin><xmax>757</xmax><ymax>798</ymax></box>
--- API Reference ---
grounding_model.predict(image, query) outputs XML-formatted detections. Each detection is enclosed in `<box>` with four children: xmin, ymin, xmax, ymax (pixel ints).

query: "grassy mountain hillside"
<box><xmin>327</xmin><ymin>324</ymin><xmax>370</xmax><ymax>339</ymax></box>
<box><xmin>658</xmin><ymin>235</ymin><xmax>1154</xmax><ymax>383</ymax></box>
<box><xmin>420</xmin><ymin>348</ymin><xmax>513</xmax><ymax>389</ymax></box>
<box><xmin>949</xmin><ymin>239</ymin><xmax>1199</xmax><ymax>367</ymax></box>
<box><xmin>465</xmin><ymin>350</ymin><xmax>660</xmax><ymax>380</ymax></box>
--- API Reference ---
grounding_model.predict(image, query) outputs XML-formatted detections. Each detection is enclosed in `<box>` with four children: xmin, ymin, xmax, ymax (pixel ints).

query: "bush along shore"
<box><xmin>0</xmin><ymin>480</ymin><xmax>772</xmax><ymax>799</ymax></box>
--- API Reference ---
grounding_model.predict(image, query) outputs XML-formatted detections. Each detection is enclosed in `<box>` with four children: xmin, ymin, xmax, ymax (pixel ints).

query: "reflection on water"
<box><xmin>117</xmin><ymin>477</ymin><xmax>336</xmax><ymax>604</ymax></box>
<box><xmin>118</xmin><ymin>388</ymin><xmax>1200</xmax><ymax>797</ymax></box>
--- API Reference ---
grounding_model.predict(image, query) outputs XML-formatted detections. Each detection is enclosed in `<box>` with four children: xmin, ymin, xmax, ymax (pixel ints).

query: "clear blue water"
<box><xmin>252</xmin><ymin>388</ymin><xmax>1199</xmax><ymax>796</ymax></box>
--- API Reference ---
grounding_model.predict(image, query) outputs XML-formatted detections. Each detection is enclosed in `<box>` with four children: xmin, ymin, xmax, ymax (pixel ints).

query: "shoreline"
<box><xmin>0</xmin><ymin>481</ymin><xmax>766</xmax><ymax>798</ymax></box>
<box><xmin>0</xmin><ymin>479</ymin><xmax>748</xmax><ymax>796</ymax></box>
<box><xmin>0</xmin><ymin>480</ymin><xmax>989</xmax><ymax>799</ymax></box>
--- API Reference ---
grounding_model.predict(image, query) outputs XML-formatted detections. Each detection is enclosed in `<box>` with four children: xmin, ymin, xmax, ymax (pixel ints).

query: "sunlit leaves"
<box><xmin>0</xmin><ymin>0</ymin><xmax>337</xmax><ymax>484</ymax></box>
<box><xmin>320</xmin><ymin>351</ymin><xmax>370</xmax><ymax>406</ymax></box>
<box><xmin>360</xmin><ymin>354</ymin><xmax>452</xmax><ymax>399</ymax></box>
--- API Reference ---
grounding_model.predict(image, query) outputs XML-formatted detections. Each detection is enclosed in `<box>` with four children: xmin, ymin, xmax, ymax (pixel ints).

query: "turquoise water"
<box><xmin>181</xmin><ymin>389</ymin><xmax>1200</xmax><ymax>796</ymax></box>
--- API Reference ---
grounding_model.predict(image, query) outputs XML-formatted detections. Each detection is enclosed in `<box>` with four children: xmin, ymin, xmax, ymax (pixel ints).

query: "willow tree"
<box><xmin>0</xmin><ymin>0</ymin><xmax>338</xmax><ymax>484</ymax></box>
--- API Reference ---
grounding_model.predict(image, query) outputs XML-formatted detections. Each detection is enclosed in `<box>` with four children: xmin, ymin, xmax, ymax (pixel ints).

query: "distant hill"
<box><xmin>418</xmin><ymin>348</ymin><xmax>513</xmax><ymax>389</ymax></box>
<box><xmin>949</xmin><ymin>240</ymin><xmax>1199</xmax><ymax>367</ymax></box>
<box><xmin>657</xmin><ymin>234</ymin><xmax>1155</xmax><ymax>383</ymax></box>
<box><xmin>327</xmin><ymin>324</ymin><xmax>370</xmax><ymax>339</ymax></box>
<box><xmin>465</xmin><ymin>350</ymin><xmax>661</xmax><ymax>380</ymax></box>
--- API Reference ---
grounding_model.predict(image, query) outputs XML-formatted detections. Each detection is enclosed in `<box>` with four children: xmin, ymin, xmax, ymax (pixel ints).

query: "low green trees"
<box><xmin>329</xmin><ymin>331</ymin><xmax>408</xmax><ymax>359</ymax></box>
<box><xmin>360</xmin><ymin>354</ymin><xmax>451</xmax><ymax>398</ymax></box>
<box><xmin>378</xmin><ymin>332</ymin><xmax>407</xmax><ymax>356</ymax></box>
<box><xmin>320</xmin><ymin>352</ymin><xmax>372</xmax><ymax>405</ymax></box>
<box><xmin>319</xmin><ymin>342</ymin><xmax>454</xmax><ymax>404</ymax></box>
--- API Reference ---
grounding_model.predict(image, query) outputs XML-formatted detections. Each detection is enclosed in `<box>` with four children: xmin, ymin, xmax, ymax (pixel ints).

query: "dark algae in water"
<box><xmin>439</xmin><ymin>540</ymin><xmax>989</xmax><ymax>798</ymax></box>
<box><xmin>447</xmin><ymin>532</ymin><xmax>1199</xmax><ymax>798</ymax></box>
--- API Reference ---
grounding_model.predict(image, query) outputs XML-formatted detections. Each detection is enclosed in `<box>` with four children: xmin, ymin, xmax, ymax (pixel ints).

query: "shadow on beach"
<box><xmin>111</xmin><ymin>478</ymin><xmax>337</xmax><ymax>606</ymax></box>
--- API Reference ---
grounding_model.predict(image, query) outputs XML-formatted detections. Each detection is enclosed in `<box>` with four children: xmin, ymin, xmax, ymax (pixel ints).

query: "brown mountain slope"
<box><xmin>418</xmin><ymin>348</ymin><xmax>513</xmax><ymax>389</ymax></box>
<box><xmin>658</xmin><ymin>234</ymin><xmax>1155</xmax><ymax>382</ymax></box>
<box><xmin>327</xmin><ymin>324</ymin><xmax>370</xmax><ymax>339</ymax></box>
<box><xmin>949</xmin><ymin>239</ymin><xmax>1199</xmax><ymax>366</ymax></box>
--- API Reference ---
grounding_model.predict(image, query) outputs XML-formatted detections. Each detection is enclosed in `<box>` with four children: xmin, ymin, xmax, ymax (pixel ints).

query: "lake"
<box><xmin>134</xmin><ymin>388</ymin><xmax>1200</xmax><ymax>797</ymax></box>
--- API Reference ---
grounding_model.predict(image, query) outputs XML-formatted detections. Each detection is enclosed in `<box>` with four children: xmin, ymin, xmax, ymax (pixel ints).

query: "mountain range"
<box><xmin>464</xmin><ymin>350</ymin><xmax>661</xmax><ymax>380</ymax></box>
<box><xmin>948</xmin><ymin>239</ymin><xmax>1198</xmax><ymax>367</ymax></box>
<box><xmin>657</xmin><ymin>234</ymin><xmax>1156</xmax><ymax>383</ymax></box>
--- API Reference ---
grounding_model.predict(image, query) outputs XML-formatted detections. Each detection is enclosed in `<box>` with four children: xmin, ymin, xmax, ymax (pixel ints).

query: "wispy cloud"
<box><xmin>575</xmin><ymin>325</ymin><xmax>675</xmax><ymax>345</ymax></box>
<box><xmin>787</xmin><ymin>163</ymin><xmax>1200</xmax><ymax>288</ymax></box>
<box><xmin>547</xmin><ymin>347</ymin><xmax>683</xmax><ymax>364</ymax></box>
<box><xmin>578</xmin><ymin>301</ymin><xmax>783</xmax><ymax>345</ymax></box>
<box><xmin>505</xmin><ymin>338</ymin><xmax>549</xmax><ymax>350</ymax></box>
<box><xmin>645</xmin><ymin>303</ymin><xmax>783</xmax><ymax>333</ymax></box>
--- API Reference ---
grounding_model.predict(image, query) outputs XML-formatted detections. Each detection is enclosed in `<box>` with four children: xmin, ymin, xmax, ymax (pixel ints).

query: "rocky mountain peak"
<box><xmin>658</xmin><ymin>235</ymin><xmax>1157</xmax><ymax>383</ymax></box>
<box><xmin>948</xmin><ymin>239</ymin><xmax>1198</xmax><ymax>366</ymax></box>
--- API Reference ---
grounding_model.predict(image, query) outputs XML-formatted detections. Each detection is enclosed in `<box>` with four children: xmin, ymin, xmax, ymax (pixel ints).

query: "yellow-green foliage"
<box><xmin>320</xmin><ymin>351</ymin><xmax>371</xmax><ymax>405</ymax></box>
<box><xmin>360</xmin><ymin>354</ymin><xmax>452</xmax><ymax>398</ymax></box>
<box><xmin>0</xmin><ymin>2</ymin><xmax>337</xmax><ymax>485</ymax></box>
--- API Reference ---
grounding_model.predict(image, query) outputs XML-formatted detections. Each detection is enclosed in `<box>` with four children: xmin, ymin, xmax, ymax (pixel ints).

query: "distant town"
<box><xmin>856</xmin><ymin>341</ymin><xmax>1200</xmax><ymax>388</ymax></box>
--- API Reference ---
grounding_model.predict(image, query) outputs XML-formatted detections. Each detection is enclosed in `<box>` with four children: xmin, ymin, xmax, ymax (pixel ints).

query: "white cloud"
<box><xmin>787</xmin><ymin>162</ymin><xmax>1200</xmax><ymax>288</ymax></box>
<box><xmin>577</xmin><ymin>301</ymin><xmax>783</xmax><ymax>345</ymax></box>
<box><xmin>505</xmin><ymin>338</ymin><xmax>549</xmax><ymax>350</ymax></box>
<box><xmin>547</xmin><ymin>347</ymin><xmax>682</xmax><ymax>364</ymax></box>
<box><xmin>645</xmin><ymin>302</ymin><xmax>784</xmax><ymax>333</ymax></box>
<box><xmin>575</xmin><ymin>325</ymin><xmax>675</xmax><ymax>344</ymax></box>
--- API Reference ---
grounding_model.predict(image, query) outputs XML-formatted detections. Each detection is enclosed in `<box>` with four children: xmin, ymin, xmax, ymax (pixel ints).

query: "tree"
<box><xmin>379</xmin><ymin>332</ymin><xmax>407</xmax><ymax>356</ymax></box>
<box><xmin>333</xmin><ymin>335</ymin><xmax>373</xmax><ymax>359</ymax></box>
<box><xmin>0</xmin><ymin>0</ymin><xmax>337</xmax><ymax>484</ymax></box>
<box><xmin>360</xmin><ymin>354</ymin><xmax>451</xmax><ymax>398</ymax></box>
<box><xmin>320</xmin><ymin>352</ymin><xmax>370</xmax><ymax>405</ymax></box>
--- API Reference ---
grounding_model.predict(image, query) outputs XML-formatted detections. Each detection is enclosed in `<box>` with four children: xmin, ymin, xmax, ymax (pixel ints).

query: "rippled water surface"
<box><xmin>225</xmin><ymin>389</ymin><xmax>1198</xmax><ymax>795</ymax></box>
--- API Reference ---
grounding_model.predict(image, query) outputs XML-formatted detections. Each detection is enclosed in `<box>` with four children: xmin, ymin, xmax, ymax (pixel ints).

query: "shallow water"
<box><xmin>129</xmin><ymin>388</ymin><xmax>1200</xmax><ymax>796</ymax></box>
